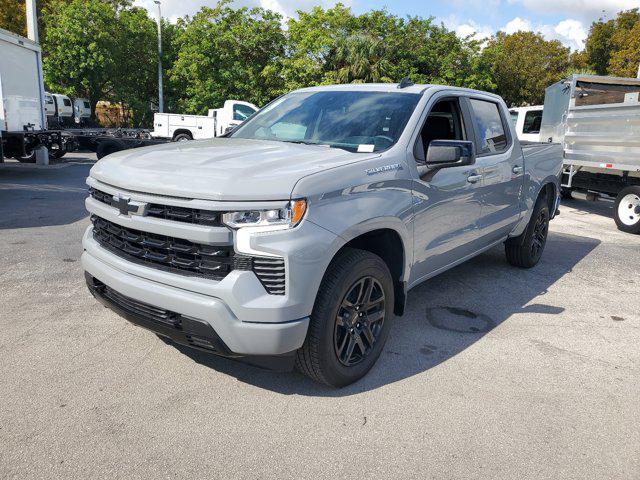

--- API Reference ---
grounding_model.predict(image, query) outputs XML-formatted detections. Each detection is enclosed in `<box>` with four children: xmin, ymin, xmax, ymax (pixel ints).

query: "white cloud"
<box><xmin>510</xmin><ymin>0</ymin><xmax>638</xmax><ymax>22</ymax></box>
<box><xmin>442</xmin><ymin>16</ymin><xmax>494</xmax><ymax>42</ymax></box>
<box><xmin>498</xmin><ymin>17</ymin><xmax>588</xmax><ymax>50</ymax></box>
<box><xmin>553</xmin><ymin>19</ymin><xmax>588</xmax><ymax>50</ymax></box>
<box><xmin>503</xmin><ymin>17</ymin><xmax>532</xmax><ymax>34</ymax></box>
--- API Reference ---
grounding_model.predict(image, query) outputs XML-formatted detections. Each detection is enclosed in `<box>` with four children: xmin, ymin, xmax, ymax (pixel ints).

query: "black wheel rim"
<box><xmin>530</xmin><ymin>210</ymin><xmax>549</xmax><ymax>259</ymax></box>
<box><xmin>333</xmin><ymin>276</ymin><xmax>385</xmax><ymax>367</ymax></box>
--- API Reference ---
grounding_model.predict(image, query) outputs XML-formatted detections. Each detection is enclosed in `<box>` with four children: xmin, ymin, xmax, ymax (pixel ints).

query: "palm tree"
<box><xmin>328</xmin><ymin>34</ymin><xmax>393</xmax><ymax>83</ymax></box>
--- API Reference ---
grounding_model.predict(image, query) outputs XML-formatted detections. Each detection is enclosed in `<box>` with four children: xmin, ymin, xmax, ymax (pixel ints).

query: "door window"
<box><xmin>63</xmin><ymin>98</ymin><xmax>72</xmax><ymax>107</ymax></box>
<box><xmin>469</xmin><ymin>99</ymin><xmax>508</xmax><ymax>154</ymax></box>
<box><xmin>418</xmin><ymin>99</ymin><xmax>465</xmax><ymax>157</ymax></box>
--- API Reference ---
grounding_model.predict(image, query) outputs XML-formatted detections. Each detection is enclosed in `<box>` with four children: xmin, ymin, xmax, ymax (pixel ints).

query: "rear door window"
<box><xmin>469</xmin><ymin>99</ymin><xmax>508</xmax><ymax>154</ymax></box>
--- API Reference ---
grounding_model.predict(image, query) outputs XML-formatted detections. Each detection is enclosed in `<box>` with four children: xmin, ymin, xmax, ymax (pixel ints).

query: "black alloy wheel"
<box><xmin>333</xmin><ymin>276</ymin><xmax>386</xmax><ymax>366</ymax></box>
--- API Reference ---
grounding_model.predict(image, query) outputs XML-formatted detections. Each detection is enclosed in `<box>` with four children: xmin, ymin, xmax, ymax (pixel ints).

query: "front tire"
<box><xmin>295</xmin><ymin>248</ymin><xmax>394</xmax><ymax>387</ymax></box>
<box><xmin>505</xmin><ymin>193</ymin><xmax>550</xmax><ymax>268</ymax></box>
<box><xmin>614</xmin><ymin>186</ymin><xmax>640</xmax><ymax>234</ymax></box>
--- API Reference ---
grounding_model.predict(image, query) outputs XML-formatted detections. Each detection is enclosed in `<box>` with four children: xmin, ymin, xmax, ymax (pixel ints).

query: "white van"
<box><xmin>509</xmin><ymin>105</ymin><xmax>543</xmax><ymax>142</ymax></box>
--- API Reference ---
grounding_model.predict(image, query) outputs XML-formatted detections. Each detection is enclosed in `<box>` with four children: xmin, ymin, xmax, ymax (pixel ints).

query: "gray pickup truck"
<box><xmin>83</xmin><ymin>83</ymin><xmax>562</xmax><ymax>387</ymax></box>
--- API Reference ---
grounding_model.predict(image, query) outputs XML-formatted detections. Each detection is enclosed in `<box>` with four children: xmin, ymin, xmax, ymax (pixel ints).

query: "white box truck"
<box><xmin>0</xmin><ymin>27</ymin><xmax>74</xmax><ymax>162</ymax></box>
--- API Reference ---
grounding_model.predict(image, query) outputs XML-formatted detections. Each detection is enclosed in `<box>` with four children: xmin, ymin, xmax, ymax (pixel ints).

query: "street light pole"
<box><xmin>154</xmin><ymin>0</ymin><xmax>164</xmax><ymax>113</ymax></box>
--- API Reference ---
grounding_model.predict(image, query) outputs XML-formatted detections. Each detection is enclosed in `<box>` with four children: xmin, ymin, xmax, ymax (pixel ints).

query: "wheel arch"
<box><xmin>330</xmin><ymin>226</ymin><xmax>409</xmax><ymax>316</ymax></box>
<box><xmin>172</xmin><ymin>129</ymin><xmax>193</xmax><ymax>140</ymax></box>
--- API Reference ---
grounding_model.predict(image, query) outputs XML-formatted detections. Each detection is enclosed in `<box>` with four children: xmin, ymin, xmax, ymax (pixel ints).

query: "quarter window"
<box><xmin>469</xmin><ymin>99</ymin><xmax>508</xmax><ymax>154</ymax></box>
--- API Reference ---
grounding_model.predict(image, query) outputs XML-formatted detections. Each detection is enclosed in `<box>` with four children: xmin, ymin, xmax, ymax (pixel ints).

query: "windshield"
<box><xmin>230</xmin><ymin>91</ymin><xmax>421</xmax><ymax>152</ymax></box>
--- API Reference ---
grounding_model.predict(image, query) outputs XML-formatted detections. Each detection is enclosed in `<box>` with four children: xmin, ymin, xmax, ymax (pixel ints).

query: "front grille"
<box><xmin>91</xmin><ymin>215</ymin><xmax>286</xmax><ymax>294</ymax></box>
<box><xmin>89</xmin><ymin>187</ymin><xmax>220</xmax><ymax>226</ymax></box>
<box><xmin>91</xmin><ymin>215</ymin><xmax>239</xmax><ymax>280</ymax></box>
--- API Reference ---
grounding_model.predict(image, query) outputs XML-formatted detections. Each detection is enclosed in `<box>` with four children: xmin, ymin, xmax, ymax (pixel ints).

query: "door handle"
<box><xmin>467</xmin><ymin>174</ymin><xmax>482</xmax><ymax>184</ymax></box>
<box><xmin>512</xmin><ymin>165</ymin><xmax>524</xmax><ymax>174</ymax></box>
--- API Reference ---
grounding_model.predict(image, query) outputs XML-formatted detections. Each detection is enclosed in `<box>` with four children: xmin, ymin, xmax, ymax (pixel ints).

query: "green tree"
<box><xmin>609</xmin><ymin>20</ymin><xmax>640</xmax><ymax>77</ymax></box>
<box><xmin>42</xmin><ymin>0</ymin><xmax>120</xmax><ymax>117</ymax></box>
<box><xmin>480</xmin><ymin>31</ymin><xmax>570</xmax><ymax>106</ymax></box>
<box><xmin>281</xmin><ymin>3</ymin><xmax>357</xmax><ymax>90</ymax></box>
<box><xmin>110</xmin><ymin>6</ymin><xmax>158</xmax><ymax>126</ymax></box>
<box><xmin>0</xmin><ymin>0</ymin><xmax>26</xmax><ymax>36</ymax></box>
<box><xmin>168</xmin><ymin>1</ymin><xmax>285</xmax><ymax>114</ymax></box>
<box><xmin>325</xmin><ymin>34</ymin><xmax>392</xmax><ymax>83</ymax></box>
<box><xmin>584</xmin><ymin>9</ymin><xmax>640</xmax><ymax>76</ymax></box>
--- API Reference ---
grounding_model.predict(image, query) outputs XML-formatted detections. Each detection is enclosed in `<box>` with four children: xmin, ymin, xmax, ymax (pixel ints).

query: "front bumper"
<box><xmin>82</xmin><ymin>249</ymin><xmax>310</xmax><ymax>367</ymax></box>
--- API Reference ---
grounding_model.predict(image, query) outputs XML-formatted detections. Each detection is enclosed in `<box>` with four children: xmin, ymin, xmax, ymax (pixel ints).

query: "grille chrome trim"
<box><xmin>89</xmin><ymin>187</ymin><xmax>221</xmax><ymax>226</ymax></box>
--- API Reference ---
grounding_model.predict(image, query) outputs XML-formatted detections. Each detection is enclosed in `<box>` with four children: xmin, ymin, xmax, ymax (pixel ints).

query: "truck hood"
<box><xmin>90</xmin><ymin>138</ymin><xmax>369</xmax><ymax>201</ymax></box>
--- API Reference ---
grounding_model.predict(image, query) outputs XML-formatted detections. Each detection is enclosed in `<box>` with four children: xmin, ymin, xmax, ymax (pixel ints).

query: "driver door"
<box><xmin>409</xmin><ymin>94</ymin><xmax>485</xmax><ymax>285</ymax></box>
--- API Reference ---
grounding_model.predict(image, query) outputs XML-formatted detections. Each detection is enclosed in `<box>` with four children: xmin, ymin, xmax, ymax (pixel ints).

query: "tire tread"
<box><xmin>295</xmin><ymin>248</ymin><xmax>378</xmax><ymax>386</ymax></box>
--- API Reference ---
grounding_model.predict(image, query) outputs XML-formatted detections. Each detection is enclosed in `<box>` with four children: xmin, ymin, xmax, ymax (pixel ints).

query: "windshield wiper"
<box><xmin>283</xmin><ymin>140</ymin><xmax>330</xmax><ymax>147</ymax></box>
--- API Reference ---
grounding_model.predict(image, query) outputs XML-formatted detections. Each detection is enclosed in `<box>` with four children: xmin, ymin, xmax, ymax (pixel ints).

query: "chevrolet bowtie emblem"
<box><xmin>111</xmin><ymin>194</ymin><xmax>148</xmax><ymax>216</ymax></box>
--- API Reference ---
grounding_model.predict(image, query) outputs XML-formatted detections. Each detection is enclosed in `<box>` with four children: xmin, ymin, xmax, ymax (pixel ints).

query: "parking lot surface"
<box><xmin>1</xmin><ymin>153</ymin><xmax>638</xmax><ymax>479</ymax></box>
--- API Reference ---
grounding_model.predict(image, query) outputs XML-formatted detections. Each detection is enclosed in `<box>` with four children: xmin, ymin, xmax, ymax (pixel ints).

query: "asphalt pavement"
<box><xmin>1</xmin><ymin>153</ymin><xmax>638</xmax><ymax>479</ymax></box>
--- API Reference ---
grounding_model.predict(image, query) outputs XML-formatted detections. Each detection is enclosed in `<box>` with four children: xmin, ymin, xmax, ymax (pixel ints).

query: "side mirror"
<box><xmin>424</xmin><ymin>140</ymin><xmax>475</xmax><ymax>169</ymax></box>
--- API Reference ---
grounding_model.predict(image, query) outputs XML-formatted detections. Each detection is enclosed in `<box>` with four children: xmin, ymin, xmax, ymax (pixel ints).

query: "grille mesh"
<box><xmin>91</xmin><ymin>215</ymin><xmax>238</xmax><ymax>279</ymax></box>
<box><xmin>90</xmin><ymin>214</ymin><xmax>286</xmax><ymax>294</ymax></box>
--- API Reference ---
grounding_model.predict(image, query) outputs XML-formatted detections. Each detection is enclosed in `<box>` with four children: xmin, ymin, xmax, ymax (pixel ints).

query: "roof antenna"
<box><xmin>398</xmin><ymin>77</ymin><xmax>414</xmax><ymax>89</ymax></box>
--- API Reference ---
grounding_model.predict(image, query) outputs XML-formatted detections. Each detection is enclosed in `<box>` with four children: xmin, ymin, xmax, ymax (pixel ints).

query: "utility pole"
<box><xmin>25</xmin><ymin>0</ymin><xmax>38</xmax><ymax>42</ymax></box>
<box><xmin>154</xmin><ymin>1</ymin><xmax>164</xmax><ymax>113</ymax></box>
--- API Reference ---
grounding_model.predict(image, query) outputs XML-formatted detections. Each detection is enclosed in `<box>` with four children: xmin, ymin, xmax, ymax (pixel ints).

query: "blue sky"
<box><xmin>134</xmin><ymin>0</ymin><xmax>640</xmax><ymax>50</ymax></box>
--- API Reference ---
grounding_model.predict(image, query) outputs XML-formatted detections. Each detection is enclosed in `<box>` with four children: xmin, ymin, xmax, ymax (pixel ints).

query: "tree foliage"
<box><xmin>32</xmin><ymin>0</ymin><xmax>640</xmax><ymax>126</ymax></box>
<box><xmin>168</xmin><ymin>1</ymin><xmax>285</xmax><ymax>114</ymax></box>
<box><xmin>480</xmin><ymin>31</ymin><xmax>570</xmax><ymax>106</ymax></box>
<box><xmin>584</xmin><ymin>9</ymin><xmax>640</xmax><ymax>77</ymax></box>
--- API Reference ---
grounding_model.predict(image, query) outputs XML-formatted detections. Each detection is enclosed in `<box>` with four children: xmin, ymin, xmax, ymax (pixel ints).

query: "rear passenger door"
<box><xmin>467</xmin><ymin>97</ymin><xmax>524</xmax><ymax>243</ymax></box>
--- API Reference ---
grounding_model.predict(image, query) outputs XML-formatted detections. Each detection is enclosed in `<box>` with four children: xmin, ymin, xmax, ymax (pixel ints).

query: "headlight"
<box><xmin>222</xmin><ymin>199</ymin><xmax>307</xmax><ymax>229</ymax></box>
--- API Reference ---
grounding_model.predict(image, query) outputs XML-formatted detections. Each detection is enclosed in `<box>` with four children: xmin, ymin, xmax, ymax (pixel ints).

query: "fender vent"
<box><xmin>252</xmin><ymin>257</ymin><xmax>286</xmax><ymax>295</ymax></box>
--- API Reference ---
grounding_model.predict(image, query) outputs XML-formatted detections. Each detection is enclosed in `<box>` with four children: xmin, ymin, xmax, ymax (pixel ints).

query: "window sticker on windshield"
<box><xmin>357</xmin><ymin>144</ymin><xmax>375</xmax><ymax>153</ymax></box>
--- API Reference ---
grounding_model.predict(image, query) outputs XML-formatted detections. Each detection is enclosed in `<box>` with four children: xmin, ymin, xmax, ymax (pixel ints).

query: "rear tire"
<box><xmin>49</xmin><ymin>143</ymin><xmax>66</xmax><ymax>160</ymax></box>
<box><xmin>173</xmin><ymin>133</ymin><xmax>192</xmax><ymax>142</ymax></box>
<box><xmin>17</xmin><ymin>150</ymin><xmax>36</xmax><ymax>163</ymax></box>
<box><xmin>96</xmin><ymin>140</ymin><xmax>125</xmax><ymax>159</ymax></box>
<box><xmin>614</xmin><ymin>186</ymin><xmax>640</xmax><ymax>234</ymax></box>
<box><xmin>295</xmin><ymin>248</ymin><xmax>394</xmax><ymax>387</ymax></box>
<box><xmin>505</xmin><ymin>193</ymin><xmax>550</xmax><ymax>268</ymax></box>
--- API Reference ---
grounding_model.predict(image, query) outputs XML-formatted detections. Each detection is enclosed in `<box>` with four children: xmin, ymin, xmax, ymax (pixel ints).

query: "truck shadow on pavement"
<box><xmin>169</xmin><ymin>230</ymin><xmax>601</xmax><ymax>395</ymax></box>
<box><xmin>0</xmin><ymin>160</ymin><xmax>93</xmax><ymax>229</ymax></box>
<box><xmin>561</xmin><ymin>196</ymin><xmax>614</xmax><ymax>220</ymax></box>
